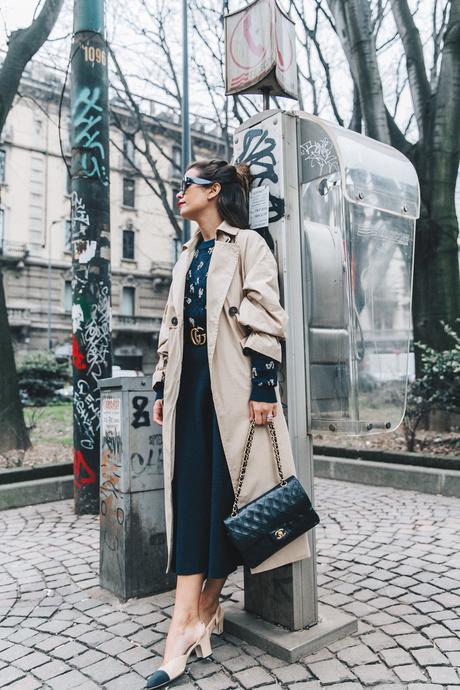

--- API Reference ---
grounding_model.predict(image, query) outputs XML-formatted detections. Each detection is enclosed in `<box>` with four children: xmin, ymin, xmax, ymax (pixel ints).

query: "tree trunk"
<box><xmin>328</xmin><ymin>0</ymin><xmax>460</xmax><ymax>376</ymax></box>
<box><xmin>0</xmin><ymin>268</ymin><xmax>30</xmax><ymax>452</ymax></box>
<box><xmin>0</xmin><ymin>0</ymin><xmax>64</xmax><ymax>451</ymax></box>
<box><xmin>412</xmin><ymin>149</ymin><xmax>460</xmax><ymax>366</ymax></box>
<box><xmin>411</xmin><ymin>2</ymin><xmax>460</xmax><ymax>365</ymax></box>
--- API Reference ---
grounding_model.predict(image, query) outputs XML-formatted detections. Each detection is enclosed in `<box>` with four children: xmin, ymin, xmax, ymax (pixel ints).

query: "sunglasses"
<box><xmin>180</xmin><ymin>175</ymin><xmax>213</xmax><ymax>194</ymax></box>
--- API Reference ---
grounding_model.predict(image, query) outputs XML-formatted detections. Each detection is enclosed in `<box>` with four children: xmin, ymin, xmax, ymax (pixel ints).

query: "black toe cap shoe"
<box><xmin>145</xmin><ymin>669</ymin><xmax>171</xmax><ymax>689</ymax></box>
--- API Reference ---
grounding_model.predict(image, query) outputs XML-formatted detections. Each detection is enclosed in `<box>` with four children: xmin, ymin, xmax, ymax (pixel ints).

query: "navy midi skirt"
<box><xmin>171</xmin><ymin>338</ymin><xmax>243</xmax><ymax>578</ymax></box>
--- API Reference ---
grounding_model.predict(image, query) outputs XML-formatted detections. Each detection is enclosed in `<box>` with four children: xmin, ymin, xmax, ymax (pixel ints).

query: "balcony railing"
<box><xmin>112</xmin><ymin>314</ymin><xmax>161</xmax><ymax>333</ymax></box>
<box><xmin>7</xmin><ymin>307</ymin><xmax>32</xmax><ymax>327</ymax></box>
<box><xmin>0</xmin><ymin>241</ymin><xmax>29</xmax><ymax>264</ymax></box>
<box><xmin>151</xmin><ymin>261</ymin><xmax>173</xmax><ymax>291</ymax></box>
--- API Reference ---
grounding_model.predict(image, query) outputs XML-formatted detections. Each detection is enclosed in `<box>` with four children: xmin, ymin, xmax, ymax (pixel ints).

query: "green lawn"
<box><xmin>24</xmin><ymin>403</ymin><xmax>73</xmax><ymax>446</ymax></box>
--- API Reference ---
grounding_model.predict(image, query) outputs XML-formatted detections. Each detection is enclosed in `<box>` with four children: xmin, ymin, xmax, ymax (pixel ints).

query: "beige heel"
<box><xmin>214</xmin><ymin>605</ymin><xmax>224</xmax><ymax>635</ymax></box>
<box><xmin>145</xmin><ymin>622</ymin><xmax>209</xmax><ymax>689</ymax></box>
<box><xmin>204</xmin><ymin>604</ymin><xmax>225</xmax><ymax>637</ymax></box>
<box><xmin>195</xmin><ymin>628</ymin><xmax>212</xmax><ymax>658</ymax></box>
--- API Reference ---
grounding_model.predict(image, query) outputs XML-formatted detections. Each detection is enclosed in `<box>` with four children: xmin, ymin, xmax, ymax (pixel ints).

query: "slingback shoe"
<box><xmin>205</xmin><ymin>604</ymin><xmax>224</xmax><ymax>636</ymax></box>
<box><xmin>145</xmin><ymin>623</ymin><xmax>212</xmax><ymax>689</ymax></box>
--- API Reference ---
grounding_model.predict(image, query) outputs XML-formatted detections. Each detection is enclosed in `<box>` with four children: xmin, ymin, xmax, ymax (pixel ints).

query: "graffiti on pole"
<box><xmin>71</xmin><ymin>14</ymin><xmax>111</xmax><ymax>515</ymax></box>
<box><xmin>72</xmin><ymin>86</ymin><xmax>109</xmax><ymax>186</ymax></box>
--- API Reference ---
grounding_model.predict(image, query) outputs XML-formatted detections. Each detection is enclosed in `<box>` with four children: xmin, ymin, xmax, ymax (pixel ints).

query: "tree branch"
<box><xmin>390</xmin><ymin>0</ymin><xmax>431</xmax><ymax>139</ymax></box>
<box><xmin>432</xmin><ymin>1</ymin><xmax>460</xmax><ymax>188</ymax></box>
<box><xmin>0</xmin><ymin>0</ymin><xmax>65</xmax><ymax>132</ymax></box>
<box><xmin>327</xmin><ymin>0</ymin><xmax>390</xmax><ymax>143</ymax></box>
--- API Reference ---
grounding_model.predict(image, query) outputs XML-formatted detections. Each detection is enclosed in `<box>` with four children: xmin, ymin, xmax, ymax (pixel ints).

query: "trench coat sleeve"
<box><xmin>151</xmin><ymin>284</ymin><xmax>173</xmax><ymax>390</ymax></box>
<box><xmin>237</xmin><ymin>232</ymin><xmax>288</xmax><ymax>363</ymax></box>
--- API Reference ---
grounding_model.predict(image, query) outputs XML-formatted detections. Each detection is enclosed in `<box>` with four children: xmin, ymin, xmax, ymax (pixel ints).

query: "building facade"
<box><xmin>0</xmin><ymin>60</ymin><xmax>225</xmax><ymax>373</ymax></box>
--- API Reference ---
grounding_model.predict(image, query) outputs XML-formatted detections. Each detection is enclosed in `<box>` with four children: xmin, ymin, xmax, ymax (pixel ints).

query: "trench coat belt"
<box><xmin>188</xmin><ymin>326</ymin><xmax>207</xmax><ymax>346</ymax></box>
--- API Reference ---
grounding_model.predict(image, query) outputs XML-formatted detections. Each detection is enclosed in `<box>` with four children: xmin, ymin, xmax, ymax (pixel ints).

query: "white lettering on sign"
<box><xmin>249</xmin><ymin>185</ymin><xmax>270</xmax><ymax>229</ymax></box>
<box><xmin>102</xmin><ymin>397</ymin><xmax>121</xmax><ymax>435</ymax></box>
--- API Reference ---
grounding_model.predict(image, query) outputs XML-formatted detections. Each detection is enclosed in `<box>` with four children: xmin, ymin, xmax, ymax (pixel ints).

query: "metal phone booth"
<box><xmin>227</xmin><ymin>109</ymin><xmax>419</xmax><ymax>659</ymax></box>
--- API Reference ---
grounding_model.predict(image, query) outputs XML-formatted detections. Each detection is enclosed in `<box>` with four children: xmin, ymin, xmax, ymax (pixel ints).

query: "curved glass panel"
<box><xmin>299</xmin><ymin>116</ymin><xmax>417</xmax><ymax>436</ymax></box>
<box><xmin>333</xmin><ymin>127</ymin><xmax>419</xmax><ymax>219</ymax></box>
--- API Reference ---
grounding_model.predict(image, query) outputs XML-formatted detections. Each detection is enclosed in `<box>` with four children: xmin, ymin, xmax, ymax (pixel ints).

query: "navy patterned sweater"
<box><xmin>154</xmin><ymin>236</ymin><xmax>278</xmax><ymax>403</ymax></box>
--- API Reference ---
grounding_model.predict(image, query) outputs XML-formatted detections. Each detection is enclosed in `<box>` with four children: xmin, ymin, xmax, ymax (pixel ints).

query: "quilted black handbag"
<box><xmin>223</xmin><ymin>419</ymin><xmax>320</xmax><ymax>569</ymax></box>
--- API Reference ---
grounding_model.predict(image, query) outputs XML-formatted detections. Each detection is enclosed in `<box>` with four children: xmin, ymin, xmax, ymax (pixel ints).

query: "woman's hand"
<box><xmin>248</xmin><ymin>400</ymin><xmax>277</xmax><ymax>425</ymax></box>
<box><xmin>153</xmin><ymin>400</ymin><xmax>164</xmax><ymax>426</ymax></box>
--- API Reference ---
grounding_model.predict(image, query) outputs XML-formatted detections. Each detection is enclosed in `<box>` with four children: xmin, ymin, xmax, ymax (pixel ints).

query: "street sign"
<box><xmin>225</xmin><ymin>0</ymin><xmax>298</xmax><ymax>99</ymax></box>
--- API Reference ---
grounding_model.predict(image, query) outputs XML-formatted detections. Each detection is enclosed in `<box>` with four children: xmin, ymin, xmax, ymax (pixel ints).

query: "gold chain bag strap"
<box><xmin>231</xmin><ymin>420</ymin><xmax>286</xmax><ymax>517</ymax></box>
<box><xmin>224</xmin><ymin>419</ymin><xmax>320</xmax><ymax>569</ymax></box>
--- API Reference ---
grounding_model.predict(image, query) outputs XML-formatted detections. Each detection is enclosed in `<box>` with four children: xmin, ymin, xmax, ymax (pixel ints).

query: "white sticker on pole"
<box><xmin>249</xmin><ymin>185</ymin><xmax>270</xmax><ymax>229</ymax></box>
<box><xmin>102</xmin><ymin>397</ymin><xmax>121</xmax><ymax>435</ymax></box>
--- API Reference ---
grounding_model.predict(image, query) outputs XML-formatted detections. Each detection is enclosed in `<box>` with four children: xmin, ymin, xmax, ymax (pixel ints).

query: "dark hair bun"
<box><xmin>234</xmin><ymin>162</ymin><xmax>251</xmax><ymax>198</ymax></box>
<box><xmin>186</xmin><ymin>158</ymin><xmax>251</xmax><ymax>228</ymax></box>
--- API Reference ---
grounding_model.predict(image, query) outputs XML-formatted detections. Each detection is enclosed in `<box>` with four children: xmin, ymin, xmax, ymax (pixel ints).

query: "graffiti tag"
<box><xmin>300</xmin><ymin>137</ymin><xmax>338</xmax><ymax>175</ymax></box>
<box><xmin>72</xmin><ymin>86</ymin><xmax>108</xmax><ymax>186</ymax></box>
<box><xmin>132</xmin><ymin>396</ymin><xmax>150</xmax><ymax>429</ymax></box>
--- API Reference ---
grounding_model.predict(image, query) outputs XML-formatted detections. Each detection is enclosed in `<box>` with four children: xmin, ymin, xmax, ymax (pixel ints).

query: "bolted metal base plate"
<box><xmin>222</xmin><ymin>602</ymin><xmax>358</xmax><ymax>662</ymax></box>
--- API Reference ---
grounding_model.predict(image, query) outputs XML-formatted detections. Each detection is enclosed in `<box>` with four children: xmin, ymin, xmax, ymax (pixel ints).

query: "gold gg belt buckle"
<box><xmin>190</xmin><ymin>326</ymin><xmax>206</xmax><ymax>345</ymax></box>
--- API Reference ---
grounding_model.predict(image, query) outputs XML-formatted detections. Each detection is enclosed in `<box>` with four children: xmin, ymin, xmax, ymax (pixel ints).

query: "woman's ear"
<box><xmin>207</xmin><ymin>182</ymin><xmax>221</xmax><ymax>200</ymax></box>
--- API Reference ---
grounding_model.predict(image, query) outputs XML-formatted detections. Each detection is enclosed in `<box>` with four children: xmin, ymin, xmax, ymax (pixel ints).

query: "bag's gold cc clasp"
<box><xmin>274</xmin><ymin>528</ymin><xmax>287</xmax><ymax>540</ymax></box>
<box><xmin>191</xmin><ymin>326</ymin><xmax>206</xmax><ymax>345</ymax></box>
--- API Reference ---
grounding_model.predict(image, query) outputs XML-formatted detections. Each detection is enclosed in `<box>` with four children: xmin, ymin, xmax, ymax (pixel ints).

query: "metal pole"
<box><xmin>182</xmin><ymin>0</ymin><xmax>191</xmax><ymax>243</ymax></box>
<box><xmin>262</xmin><ymin>87</ymin><xmax>270</xmax><ymax>110</ymax></box>
<box><xmin>47</xmin><ymin>223</ymin><xmax>52</xmax><ymax>351</ymax></box>
<box><xmin>71</xmin><ymin>0</ymin><xmax>112</xmax><ymax>514</ymax></box>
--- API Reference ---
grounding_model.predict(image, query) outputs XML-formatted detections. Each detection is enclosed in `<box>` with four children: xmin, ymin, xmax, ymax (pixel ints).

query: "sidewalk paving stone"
<box><xmin>0</xmin><ymin>666</ymin><xmax>25</xmax><ymax>685</ymax></box>
<box><xmin>0</xmin><ymin>479</ymin><xmax>458</xmax><ymax>689</ymax></box>
<box><xmin>393</xmin><ymin>664</ymin><xmax>427</xmax><ymax>682</ymax></box>
<box><xmin>13</xmin><ymin>649</ymin><xmax>50</xmax><ymax>670</ymax></box>
<box><xmin>411</xmin><ymin>646</ymin><xmax>450</xmax><ymax>666</ymax></box>
<box><xmin>426</xmin><ymin>667</ymin><xmax>460</xmax><ymax>684</ymax></box>
<box><xmin>9</xmin><ymin>677</ymin><xmax>43</xmax><ymax>689</ymax></box>
<box><xmin>272</xmin><ymin>662</ymin><xmax>311</xmax><ymax>683</ymax></box>
<box><xmin>233</xmin><ymin>665</ymin><xmax>275</xmax><ymax>687</ymax></box>
<box><xmin>307</xmin><ymin>658</ymin><xmax>356</xmax><ymax>684</ymax></box>
<box><xmin>33</xmin><ymin>658</ymin><xmax>72</xmax><ymax>680</ymax></box>
<box><xmin>46</xmin><ymin>668</ymin><xmax>90</xmax><ymax>688</ymax></box>
<box><xmin>352</xmin><ymin>662</ymin><xmax>396</xmax><ymax>685</ymax></box>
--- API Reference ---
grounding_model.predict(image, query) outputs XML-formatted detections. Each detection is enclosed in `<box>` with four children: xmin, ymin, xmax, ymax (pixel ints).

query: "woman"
<box><xmin>147</xmin><ymin>160</ymin><xmax>310</xmax><ymax>689</ymax></box>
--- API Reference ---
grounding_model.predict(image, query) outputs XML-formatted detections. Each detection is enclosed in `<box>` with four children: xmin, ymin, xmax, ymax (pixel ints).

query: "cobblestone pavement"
<box><xmin>0</xmin><ymin>478</ymin><xmax>460</xmax><ymax>690</ymax></box>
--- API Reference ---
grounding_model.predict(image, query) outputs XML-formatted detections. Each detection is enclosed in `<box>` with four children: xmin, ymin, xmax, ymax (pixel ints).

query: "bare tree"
<box><xmin>0</xmin><ymin>0</ymin><xmax>64</xmax><ymax>452</ymax></box>
<box><xmin>106</xmin><ymin>0</ymin><xmax>228</xmax><ymax>246</ymax></box>
<box><xmin>325</xmin><ymin>0</ymin><xmax>460</xmax><ymax>369</ymax></box>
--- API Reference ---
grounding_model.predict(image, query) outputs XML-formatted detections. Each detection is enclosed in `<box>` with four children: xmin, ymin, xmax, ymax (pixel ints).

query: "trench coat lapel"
<box><xmin>171</xmin><ymin>248</ymin><xmax>196</xmax><ymax>321</ymax></box>
<box><xmin>206</xmin><ymin>240</ymin><xmax>240</xmax><ymax>364</ymax></box>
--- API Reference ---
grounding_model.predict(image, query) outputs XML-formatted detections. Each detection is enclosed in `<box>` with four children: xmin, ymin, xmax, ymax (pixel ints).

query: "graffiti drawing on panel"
<box><xmin>300</xmin><ymin>137</ymin><xmax>338</xmax><ymax>176</ymax></box>
<box><xmin>236</xmin><ymin>128</ymin><xmax>285</xmax><ymax>223</ymax></box>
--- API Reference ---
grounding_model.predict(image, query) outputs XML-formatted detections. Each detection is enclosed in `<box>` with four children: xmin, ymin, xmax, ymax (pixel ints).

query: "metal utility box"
<box><xmin>98</xmin><ymin>376</ymin><xmax>175</xmax><ymax>600</ymax></box>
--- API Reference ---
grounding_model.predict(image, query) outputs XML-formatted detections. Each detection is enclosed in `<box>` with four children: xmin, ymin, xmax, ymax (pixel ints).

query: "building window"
<box><xmin>65</xmin><ymin>162</ymin><xmax>71</xmax><ymax>195</ymax></box>
<box><xmin>122</xmin><ymin>286</ymin><xmax>135</xmax><ymax>316</ymax></box>
<box><xmin>172</xmin><ymin>145</ymin><xmax>181</xmax><ymax>174</ymax></box>
<box><xmin>0</xmin><ymin>209</ymin><xmax>4</xmax><ymax>253</ymax></box>
<box><xmin>65</xmin><ymin>220</ymin><xmax>72</xmax><ymax>252</ymax></box>
<box><xmin>64</xmin><ymin>281</ymin><xmax>72</xmax><ymax>312</ymax></box>
<box><xmin>123</xmin><ymin>134</ymin><xmax>135</xmax><ymax>164</ymax></box>
<box><xmin>123</xmin><ymin>177</ymin><xmax>135</xmax><ymax>207</ymax></box>
<box><xmin>0</xmin><ymin>150</ymin><xmax>5</xmax><ymax>184</ymax></box>
<box><xmin>122</xmin><ymin>227</ymin><xmax>135</xmax><ymax>260</ymax></box>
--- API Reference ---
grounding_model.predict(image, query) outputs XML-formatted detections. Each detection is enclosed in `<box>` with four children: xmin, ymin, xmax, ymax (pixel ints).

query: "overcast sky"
<box><xmin>1</xmin><ymin>0</ymin><xmax>54</xmax><ymax>36</ymax></box>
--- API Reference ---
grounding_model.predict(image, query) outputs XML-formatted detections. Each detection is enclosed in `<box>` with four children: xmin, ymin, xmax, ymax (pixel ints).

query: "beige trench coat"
<box><xmin>152</xmin><ymin>220</ymin><xmax>310</xmax><ymax>574</ymax></box>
